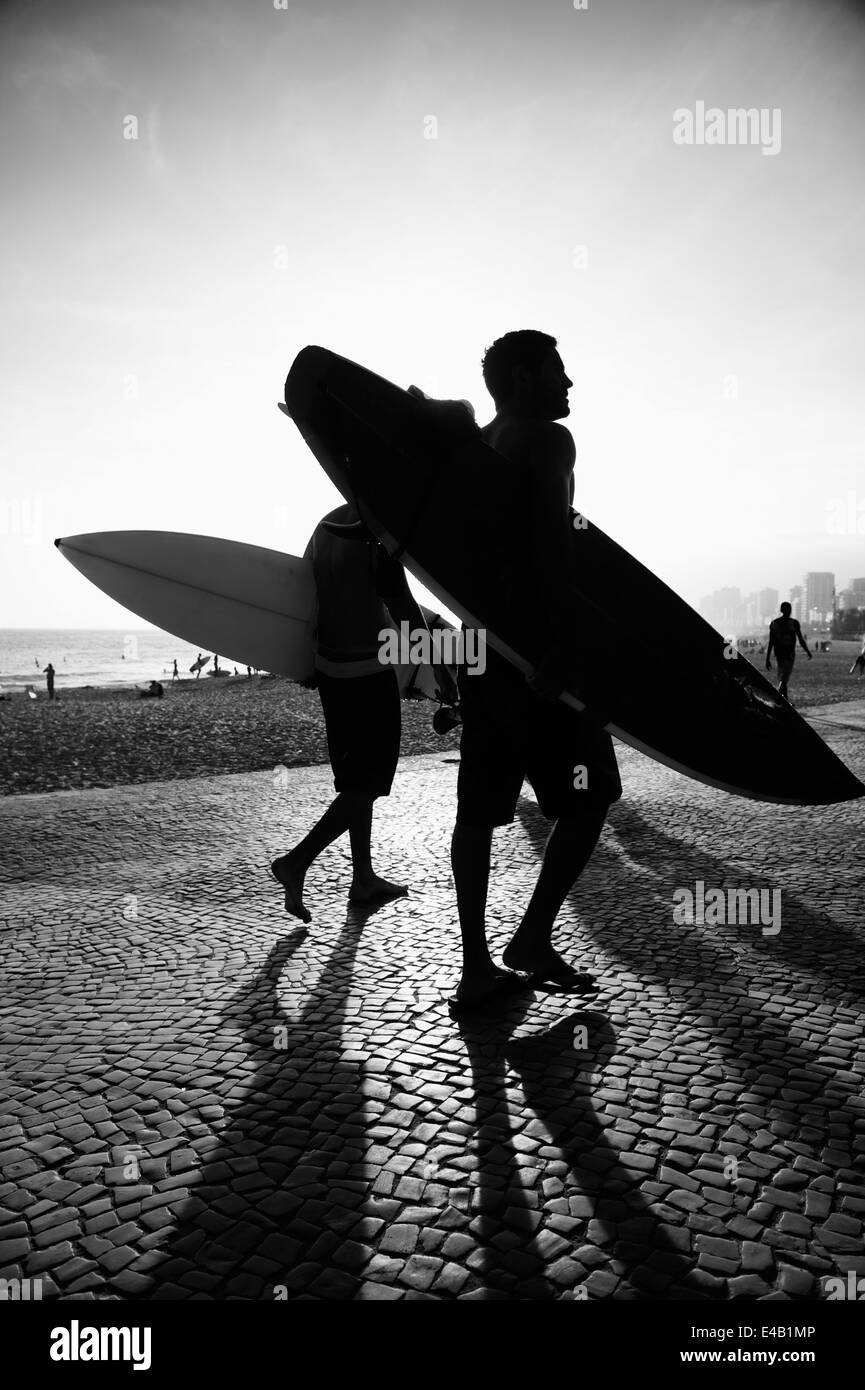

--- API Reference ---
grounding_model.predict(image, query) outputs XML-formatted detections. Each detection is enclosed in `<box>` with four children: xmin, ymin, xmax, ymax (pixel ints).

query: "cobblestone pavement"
<box><xmin>1</xmin><ymin>712</ymin><xmax>864</xmax><ymax>1301</ymax></box>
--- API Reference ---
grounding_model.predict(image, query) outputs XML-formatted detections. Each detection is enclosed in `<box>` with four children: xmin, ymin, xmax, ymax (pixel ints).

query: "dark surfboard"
<box><xmin>282</xmin><ymin>345</ymin><xmax>864</xmax><ymax>806</ymax></box>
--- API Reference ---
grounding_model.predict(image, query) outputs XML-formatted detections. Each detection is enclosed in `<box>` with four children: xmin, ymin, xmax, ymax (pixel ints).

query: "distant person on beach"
<box><xmin>42</xmin><ymin>662</ymin><xmax>56</xmax><ymax>700</ymax></box>
<box><xmin>766</xmin><ymin>602</ymin><xmax>811</xmax><ymax>700</ymax></box>
<box><xmin>172</xmin><ymin>660</ymin><xmax>179</xmax><ymax>682</ymax></box>
<box><xmin>139</xmin><ymin>680</ymin><xmax>164</xmax><ymax>699</ymax></box>
<box><xmin>195</xmin><ymin>653</ymin><xmax>204</xmax><ymax>678</ymax></box>
<box><xmin>270</xmin><ymin>502</ymin><xmax>454</xmax><ymax>922</ymax></box>
<box><xmin>449</xmin><ymin>330</ymin><xmax>622</xmax><ymax>1013</ymax></box>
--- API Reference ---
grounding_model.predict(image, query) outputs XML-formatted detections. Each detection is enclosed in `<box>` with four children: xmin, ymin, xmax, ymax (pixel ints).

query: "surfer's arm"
<box><xmin>528</xmin><ymin>424</ymin><xmax>578</xmax><ymax>610</ymax></box>
<box><xmin>794</xmin><ymin>621</ymin><xmax>812</xmax><ymax>656</ymax></box>
<box><xmin>375</xmin><ymin>550</ymin><xmax>423</xmax><ymax>626</ymax></box>
<box><xmin>526</xmin><ymin>424</ymin><xmax>581</xmax><ymax>696</ymax></box>
<box><xmin>376</xmin><ymin>552</ymin><xmax>458</xmax><ymax>702</ymax></box>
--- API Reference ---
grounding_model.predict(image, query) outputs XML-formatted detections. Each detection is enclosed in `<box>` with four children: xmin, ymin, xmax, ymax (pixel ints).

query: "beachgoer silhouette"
<box><xmin>172</xmin><ymin>660</ymin><xmax>179</xmax><ymax>681</ymax></box>
<box><xmin>766</xmin><ymin>601</ymin><xmax>811</xmax><ymax>700</ymax></box>
<box><xmin>449</xmin><ymin>330</ymin><xmax>622</xmax><ymax>1013</ymax></box>
<box><xmin>195</xmin><ymin>653</ymin><xmax>204</xmax><ymax>679</ymax></box>
<box><xmin>850</xmin><ymin>639</ymin><xmax>865</xmax><ymax>678</ymax></box>
<box><xmin>270</xmin><ymin>502</ymin><xmax>451</xmax><ymax>922</ymax></box>
<box><xmin>42</xmin><ymin>662</ymin><xmax>56</xmax><ymax>700</ymax></box>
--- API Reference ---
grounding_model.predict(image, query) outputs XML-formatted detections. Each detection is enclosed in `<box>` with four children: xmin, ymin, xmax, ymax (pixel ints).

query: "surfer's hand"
<box><xmin>436</xmin><ymin>667</ymin><xmax>459</xmax><ymax>705</ymax></box>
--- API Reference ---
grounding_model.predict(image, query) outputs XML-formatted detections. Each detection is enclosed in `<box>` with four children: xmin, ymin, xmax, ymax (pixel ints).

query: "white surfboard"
<box><xmin>55</xmin><ymin>530</ymin><xmax>451</xmax><ymax>697</ymax></box>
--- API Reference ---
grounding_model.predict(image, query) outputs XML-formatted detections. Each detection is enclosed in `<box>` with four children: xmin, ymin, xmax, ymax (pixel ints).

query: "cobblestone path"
<box><xmin>1</xmin><ymin>713</ymin><xmax>863</xmax><ymax>1300</ymax></box>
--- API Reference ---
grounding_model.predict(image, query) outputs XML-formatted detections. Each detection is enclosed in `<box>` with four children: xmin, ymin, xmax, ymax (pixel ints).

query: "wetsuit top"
<box><xmin>311</xmin><ymin>524</ymin><xmax>406</xmax><ymax>677</ymax></box>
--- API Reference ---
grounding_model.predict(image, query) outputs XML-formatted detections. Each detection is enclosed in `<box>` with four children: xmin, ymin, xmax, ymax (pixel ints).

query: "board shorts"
<box><xmin>776</xmin><ymin>655</ymin><xmax>795</xmax><ymax>681</ymax></box>
<box><xmin>456</xmin><ymin>647</ymin><xmax>622</xmax><ymax>828</ymax></box>
<box><xmin>316</xmin><ymin>669</ymin><xmax>401</xmax><ymax>798</ymax></box>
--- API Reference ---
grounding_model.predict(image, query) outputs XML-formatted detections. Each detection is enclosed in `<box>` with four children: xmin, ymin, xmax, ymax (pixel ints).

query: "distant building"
<box><xmin>788</xmin><ymin>586</ymin><xmax>803</xmax><ymax>621</ymax></box>
<box><xmin>839</xmin><ymin>581</ymin><xmax>865</xmax><ymax>613</ymax></box>
<box><xmin>803</xmin><ymin>572</ymin><xmax>835</xmax><ymax>626</ymax></box>
<box><xmin>699</xmin><ymin>586</ymin><xmax>744</xmax><ymax>633</ymax></box>
<box><xmin>743</xmin><ymin>592</ymin><xmax>760</xmax><ymax>627</ymax></box>
<box><xmin>758</xmin><ymin>588</ymin><xmax>778</xmax><ymax>621</ymax></box>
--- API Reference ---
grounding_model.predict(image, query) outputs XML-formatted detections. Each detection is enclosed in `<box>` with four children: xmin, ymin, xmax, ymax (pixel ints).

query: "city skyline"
<box><xmin>700</xmin><ymin>570</ymin><xmax>865</xmax><ymax>632</ymax></box>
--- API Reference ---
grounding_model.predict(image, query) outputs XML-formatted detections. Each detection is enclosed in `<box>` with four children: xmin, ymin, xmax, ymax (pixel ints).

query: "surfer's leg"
<box><xmin>272</xmin><ymin>793</ymin><xmax>360</xmax><ymax>921</ymax></box>
<box><xmin>502</xmin><ymin>805</ymin><xmax>608</xmax><ymax>987</ymax></box>
<box><xmin>449</xmin><ymin>652</ymin><xmax>527</xmax><ymax>1006</ymax></box>
<box><xmin>777</xmin><ymin>657</ymin><xmax>793</xmax><ymax>698</ymax></box>
<box><xmin>322</xmin><ymin>669</ymin><xmax>406</xmax><ymax>901</ymax></box>
<box><xmin>450</xmin><ymin>823</ymin><xmax>522</xmax><ymax>1006</ymax></box>
<box><xmin>502</xmin><ymin>702</ymin><xmax>620</xmax><ymax>986</ymax></box>
<box><xmin>347</xmin><ymin>794</ymin><xmax>408</xmax><ymax>902</ymax></box>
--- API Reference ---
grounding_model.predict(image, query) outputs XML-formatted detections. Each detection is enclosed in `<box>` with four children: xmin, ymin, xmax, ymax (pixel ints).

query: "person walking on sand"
<box><xmin>172</xmin><ymin>659</ymin><xmax>179</xmax><ymax>682</ymax></box>
<box><xmin>766</xmin><ymin>601</ymin><xmax>811</xmax><ymax>701</ymax></box>
<box><xmin>43</xmin><ymin>662</ymin><xmax>56</xmax><ymax>701</ymax></box>
<box><xmin>270</xmin><ymin>501</ymin><xmax>455</xmax><ymax>923</ymax></box>
<box><xmin>449</xmin><ymin>330</ymin><xmax>622</xmax><ymax>1014</ymax></box>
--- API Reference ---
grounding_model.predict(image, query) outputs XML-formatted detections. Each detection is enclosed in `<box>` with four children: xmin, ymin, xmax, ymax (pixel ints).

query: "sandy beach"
<box><xmin>1</xmin><ymin>646</ymin><xmax>861</xmax><ymax>796</ymax></box>
<box><xmin>0</xmin><ymin>675</ymin><xmax>460</xmax><ymax>795</ymax></box>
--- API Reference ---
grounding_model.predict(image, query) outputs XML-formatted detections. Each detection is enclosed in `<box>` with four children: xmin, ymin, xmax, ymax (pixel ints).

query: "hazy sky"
<box><xmin>2</xmin><ymin>0</ymin><xmax>864</xmax><ymax>626</ymax></box>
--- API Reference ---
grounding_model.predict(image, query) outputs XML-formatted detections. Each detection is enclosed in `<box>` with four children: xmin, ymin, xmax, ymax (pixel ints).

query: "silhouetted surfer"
<box><xmin>766</xmin><ymin>601</ymin><xmax>811</xmax><ymax>700</ymax></box>
<box><xmin>271</xmin><ymin>503</ymin><xmax>449</xmax><ymax>921</ymax></box>
<box><xmin>450</xmin><ymin>330</ymin><xmax>622</xmax><ymax>1012</ymax></box>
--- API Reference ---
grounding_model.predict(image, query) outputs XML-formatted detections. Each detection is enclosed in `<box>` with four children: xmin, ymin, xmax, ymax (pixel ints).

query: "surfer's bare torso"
<box><xmin>481</xmin><ymin>415</ymin><xmax>581</xmax><ymax>678</ymax></box>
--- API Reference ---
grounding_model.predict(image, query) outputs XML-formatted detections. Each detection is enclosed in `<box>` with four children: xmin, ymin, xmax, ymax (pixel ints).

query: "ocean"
<box><xmin>0</xmin><ymin>629</ymin><xmax>248</xmax><ymax>692</ymax></box>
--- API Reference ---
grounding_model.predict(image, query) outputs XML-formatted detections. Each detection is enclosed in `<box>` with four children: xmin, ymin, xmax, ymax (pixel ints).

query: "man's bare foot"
<box><xmin>270</xmin><ymin>856</ymin><xmax>311</xmax><ymax>924</ymax></box>
<box><xmin>447</xmin><ymin>967</ymin><xmax>526</xmax><ymax>1016</ymax></box>
<box><xmin>501</xmin><ymin>943</ymin><xmax>596</xmax><ymax>992</ymax></box>
<box><xmin>349</xmin><ymin>875</ymin><xmax>408</xmax><ymax>904</ymax></box>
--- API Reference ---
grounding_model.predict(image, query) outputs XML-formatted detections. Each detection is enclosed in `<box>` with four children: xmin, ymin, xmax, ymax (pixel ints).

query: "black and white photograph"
<box><xmin>1</xmin><ymin>0</ymin><xmax>863</xmax><ymax>1368</ymax></box>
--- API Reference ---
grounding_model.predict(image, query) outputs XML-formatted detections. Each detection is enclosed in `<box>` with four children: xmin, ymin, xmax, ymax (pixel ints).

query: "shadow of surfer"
<box><xmin>454</xmin><ymin>996</ymin><xmax>701</xmax><ymax>1299</ymax></box>
<box><xmin>144</xmin><ymin>898</ymin><xmax>387</xmax><ymax>1300</ymax></box>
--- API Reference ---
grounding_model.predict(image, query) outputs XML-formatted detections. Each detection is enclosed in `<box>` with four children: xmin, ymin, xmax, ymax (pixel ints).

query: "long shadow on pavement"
<box><xmin>143</xmin><ymin>904</ymin><xmax>382</xmax><ymax>1300</ymax></box>
<box><xmin>456</xmin><ymin>998</ymin><xmax>702</xmax><ymax>1300</ymax></box>
<box><xmin>512</xmin><ymin>797</ymin><xmax>863</xmax><ymax>1289</ymax></box>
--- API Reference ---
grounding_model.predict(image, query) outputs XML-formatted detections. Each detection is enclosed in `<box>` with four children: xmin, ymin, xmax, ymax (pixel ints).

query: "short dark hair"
<box><xmin>780</xmin><ymin>601</ymin><xmax>792</xmax><ymax>615</ymax></box>
<box><xmin>481</xmin><ymin>329</ymin><xmax>557</xmax><ymax>405</ymax></box>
